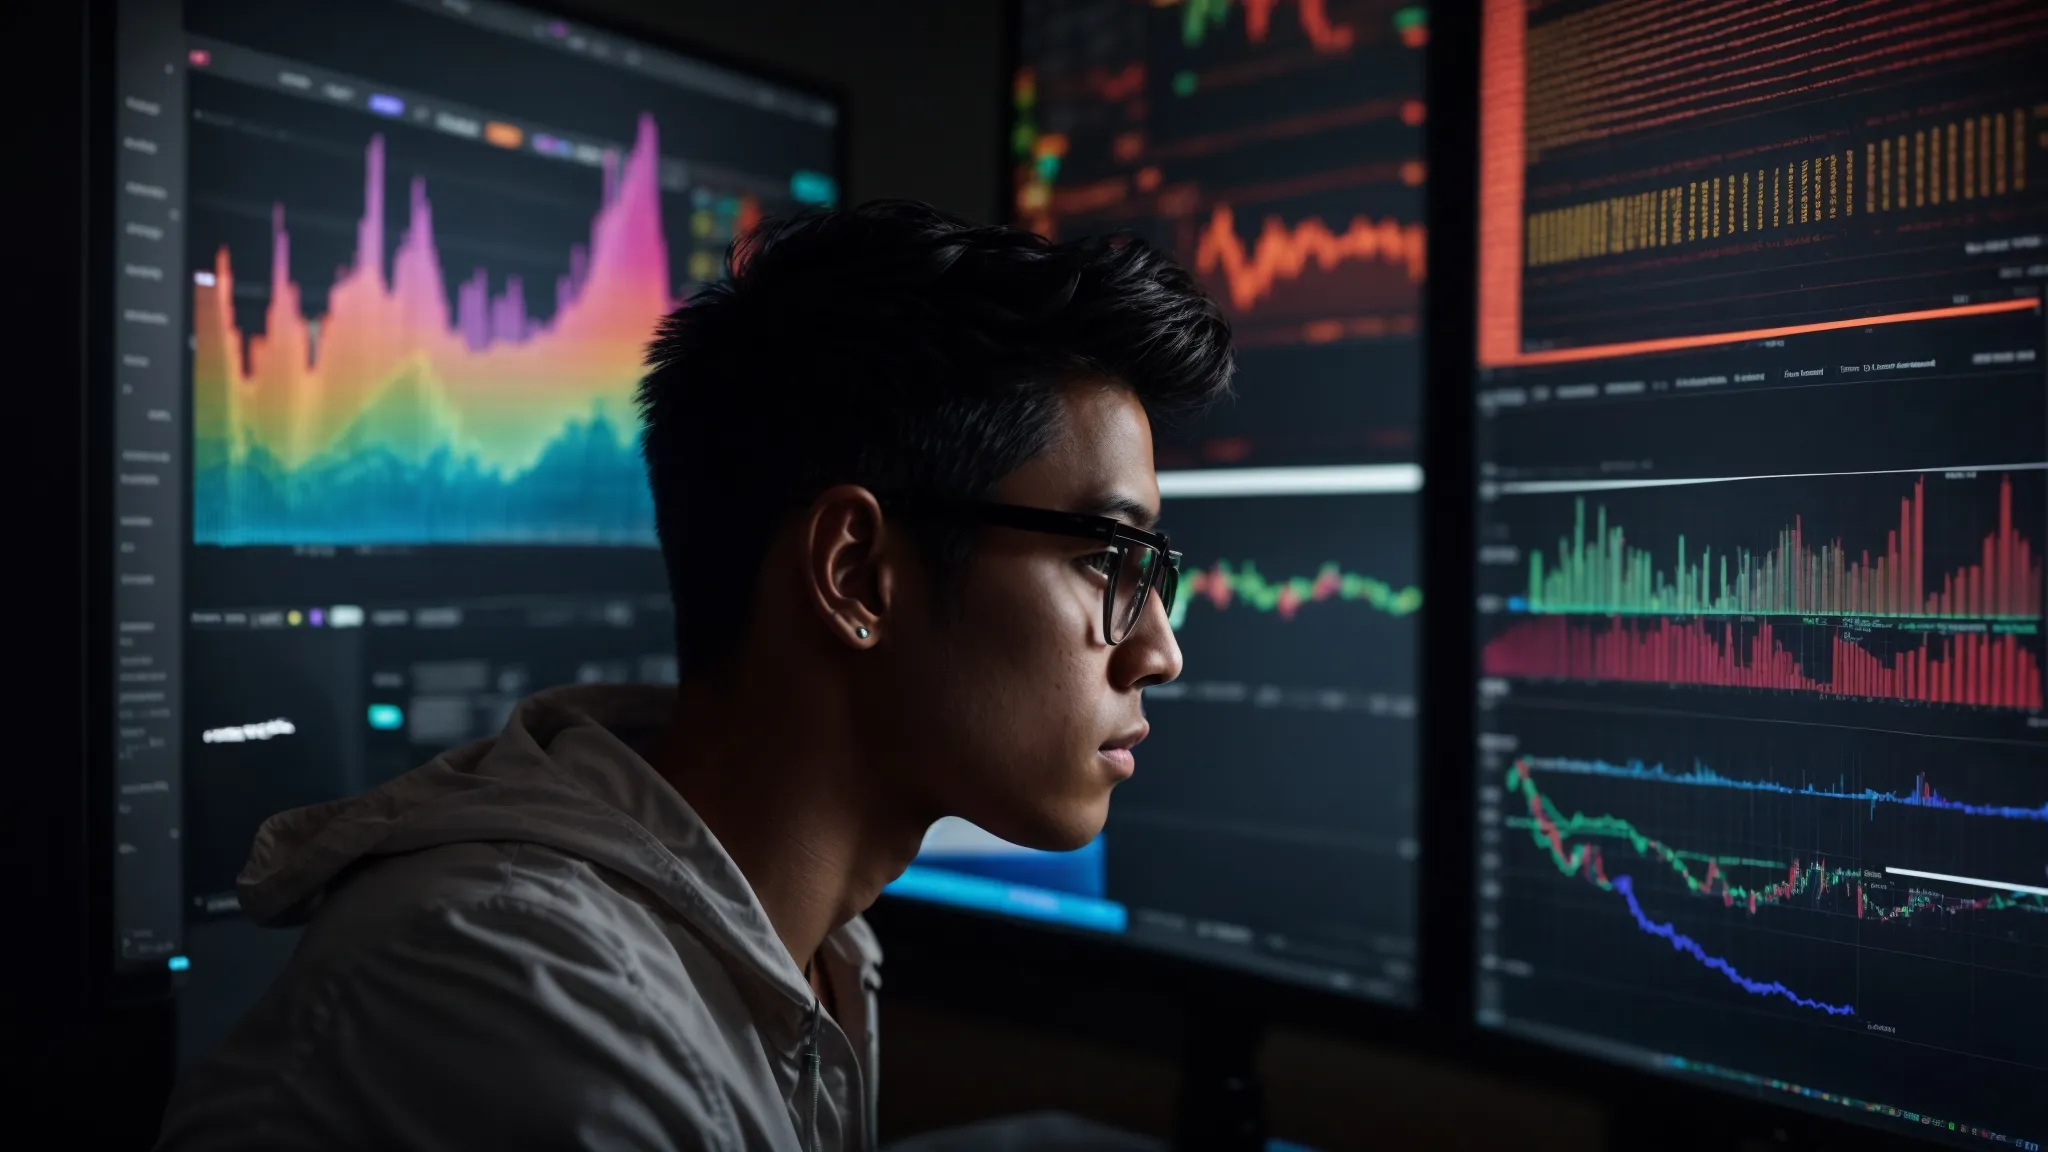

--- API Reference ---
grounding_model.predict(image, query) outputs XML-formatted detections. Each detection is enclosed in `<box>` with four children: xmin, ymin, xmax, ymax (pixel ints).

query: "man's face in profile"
<box><xmin>869</xmin><ymin>379</ymin><xmax>1185</xmax><ymax>852</ymax></box>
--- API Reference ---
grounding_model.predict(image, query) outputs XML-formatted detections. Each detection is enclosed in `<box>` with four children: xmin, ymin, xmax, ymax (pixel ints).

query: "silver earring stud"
<box><xmin>855</xmin><ymin>626</ymin><xmax>871</xmax><ymax>640</ymax></box>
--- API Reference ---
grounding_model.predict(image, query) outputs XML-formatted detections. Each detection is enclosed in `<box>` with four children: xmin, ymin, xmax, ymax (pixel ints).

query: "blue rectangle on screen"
<box><xmin>368</xmin><ymin>94</ymin><xmax>405</xmax><ymax>116</ymax></box>
<box><xmin>885</xmin><ymin>864</ymin><xmax>1128</xmax><ymax>933</ymax></box>
<box><xmin>790</xmin><ymin>170</ymin><xmax>838</xmax><ymax>206</ymax></box>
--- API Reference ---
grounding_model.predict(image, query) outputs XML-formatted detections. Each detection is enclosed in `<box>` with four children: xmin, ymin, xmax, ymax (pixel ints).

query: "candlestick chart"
<box><xmin>191</xmin><ymin>109</ymin><xmax>675</xmax><ymax>546</ymax></box>
<box><xmin>1487</xmin><ymin>718</ymin><xmax>2048</xmax><ymax>1091</ymax></box>
<box><xmin>1509</xmin><ymin>758</ymin><xmax>2046</xmax><ymax>930</ymax></box>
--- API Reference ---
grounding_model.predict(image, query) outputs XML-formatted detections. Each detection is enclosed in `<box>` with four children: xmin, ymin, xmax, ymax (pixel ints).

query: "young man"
<box><xmin>156</xmin><ymin>200</ymin><xmax>1234</xmax><ymax>1150</ymax></box>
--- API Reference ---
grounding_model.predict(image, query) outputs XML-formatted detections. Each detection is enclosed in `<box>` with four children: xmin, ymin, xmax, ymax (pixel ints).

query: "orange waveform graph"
<box><xmin>1194</xmin><ymin>203</ymin><xmax>1426</xmax><ymax>313</ymax></box>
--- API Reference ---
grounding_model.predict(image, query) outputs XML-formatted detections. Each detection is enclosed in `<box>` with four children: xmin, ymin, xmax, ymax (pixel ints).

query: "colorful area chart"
<box><xmin>191</xmin><ymin>115</ymin><xmax>674</xmax><ymax>546</ymax></box>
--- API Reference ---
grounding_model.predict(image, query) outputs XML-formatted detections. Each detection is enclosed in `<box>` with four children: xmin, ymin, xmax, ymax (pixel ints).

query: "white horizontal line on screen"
<box><xmin>1157</xmin><ymin>464</ymin><xmax>1423</xmax><ymax>498</ymax></box>
<box><xmin>1494</xmin><ymin>461</ymin><xmax>2048</xmax><ymax>496</ymax></box>
<box><xmin>1883</xmin><ymin>867</ymin><xmax>2048</xmax><ymax>897</ymax></box>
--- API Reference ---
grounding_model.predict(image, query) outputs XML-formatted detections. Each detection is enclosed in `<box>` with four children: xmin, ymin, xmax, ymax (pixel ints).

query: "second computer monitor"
<box><xmin>887</xmin><ymin>0</ymin><xmax>1430</xmax><ymax>1005</ymax></box>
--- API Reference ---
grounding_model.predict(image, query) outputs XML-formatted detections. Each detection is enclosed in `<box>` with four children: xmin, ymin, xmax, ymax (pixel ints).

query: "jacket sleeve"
<box><xmin>156</xmin><ymin>894</ymin><xmax>741</xmax><ymax>1152</ymax></box>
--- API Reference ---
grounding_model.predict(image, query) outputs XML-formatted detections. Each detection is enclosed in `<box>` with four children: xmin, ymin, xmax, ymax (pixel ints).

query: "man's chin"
<box><xmin>1023</xmin><ymin>820</ymin><xmax>1104</xmax><ymax>855</ymax></box>
<box><xmin>975</xmin><ymin>796</ymin><xmax>1111</xmax><ymax>855</ymax></box>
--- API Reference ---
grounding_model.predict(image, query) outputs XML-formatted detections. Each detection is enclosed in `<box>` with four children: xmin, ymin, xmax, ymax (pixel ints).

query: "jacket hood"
<box><xmin>235</xmin><ymin>683</ymin><xmax>877</xmax><ymax>1009</ymax></box>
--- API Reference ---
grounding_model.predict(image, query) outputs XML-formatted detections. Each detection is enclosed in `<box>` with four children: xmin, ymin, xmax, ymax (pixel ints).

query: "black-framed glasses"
<box><xmin>907</xmin><ymin>500</ymin><xmax>1181</xmax><ymax>645</ymax></box>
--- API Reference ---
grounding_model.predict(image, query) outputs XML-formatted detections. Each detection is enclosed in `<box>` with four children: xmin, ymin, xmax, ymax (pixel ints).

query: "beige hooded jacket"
<box><xmin>156</xmin><ymin>684</ymin><xmax>882</xmax><ymax>1152</ymax></box>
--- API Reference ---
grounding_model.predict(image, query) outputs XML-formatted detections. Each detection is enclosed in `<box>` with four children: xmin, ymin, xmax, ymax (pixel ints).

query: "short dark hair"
<box><xmin>638</xmin><ymin>199</ymin><xmax>1234</xmax><ymax>679</ymax></box>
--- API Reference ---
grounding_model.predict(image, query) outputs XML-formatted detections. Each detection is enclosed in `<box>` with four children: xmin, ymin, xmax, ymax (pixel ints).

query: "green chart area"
<box><xmin>1521</xmin><ymin>475</ymin><xmax>2040</xmax><ymax>622</ymax></box>
<box><xmin>1505</xmin><ymin>759</ymin><xmax>2045</xmax><ymax>923</ymax></box>
<box><xmin>1170</xmin><ymin>559</ymin><xmax>1422</xmax><ymax>630</ymax></box>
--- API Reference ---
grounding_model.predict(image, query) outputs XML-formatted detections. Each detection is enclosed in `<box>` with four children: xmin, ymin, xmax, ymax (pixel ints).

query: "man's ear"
<box><xmin>801</xmin><ymin>484</ymin><xmax>894</xmax><ymax>649</ymax></box>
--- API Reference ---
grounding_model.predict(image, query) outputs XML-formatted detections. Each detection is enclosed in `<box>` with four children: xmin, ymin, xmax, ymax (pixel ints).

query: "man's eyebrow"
<box><xmin>1079</xmin><ymin>493</ymin><xmax>1159</xmax><ymax>531</ymax></box>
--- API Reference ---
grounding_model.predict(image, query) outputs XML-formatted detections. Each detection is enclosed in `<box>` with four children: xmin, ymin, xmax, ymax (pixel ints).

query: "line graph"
<box><xmin>1614</xmin><ymin>876</ymin><xmax>1858</xmax><ymax>1016</ymax></box>
<box><xmin>1519</xmin><ymin>755</ymin><xmax>2048</xmax><ymax>823</ymax></box>
<box><xmin>1490</xmin><ymin>723</ymin><xmax>2048</xmax><ymax>1138</ymax></box>
<box><xmin>1511</xmin><ymin>757</ymin><xmax>1864</xmax><ymax>1014</ymax></box>
<box><xmin>1505</xmin><ymin>754</ymin><xmax>2048</xmax><ymax>1022</ymax></box>
<box><xmin>1519</xmin><ymin>475</ymin><xmax>2043</xmax><ymax>621</ymax></box>
<box><xmin>1482</xmin><ymin>616</ymin><xmax>2045</xmax><ymax>709</ymax></box>
<box><xmin>1195</xmin><ymin>203</ymin><xmax>1425</xmax><ymax>311</ymax></box>
<box><xmin>1169</xmin><ymin>559</ymin><xmax>1421</xmax><ymax>629</ymax></box>
<box><xmin>1508</xmin><ymin>759</ymin><xmax>2046</xmax><ymax>927</ymax></box>
<box><xmin>1190</xmin><ymin>202</ymin><xmax>1424</xmax><ymax>346</ymax></box>
<box><xmin>1484</xmin><ymin>723</ymin><xmax>2048</xmax><ymax>1141</ymax></box>
<box><xmin>1153</xmin><ymin>492</ymin><xmax>1418</xmax><ymax>693</ymax></box>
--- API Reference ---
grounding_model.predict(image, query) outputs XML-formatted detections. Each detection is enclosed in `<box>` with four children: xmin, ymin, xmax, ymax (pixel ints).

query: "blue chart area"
<box><xmin>193</xmin><ymin>410</ymin><xmax>655</xmax><ymax>546</ymax></box>
<box><xmin>1489</xmin><ymin>711</ymin><xmax>2048</xmax><ymax>1145</ymax></box>
<box><xmin>1613</xmin><ymin>875</ymin><xmax>1856</xmax><ymax>1017</ymax></box>
<box><xmin>1524</xmin><ymin>755</ymin><xmax>2048</xmax><ymax>823</ymax></box>
<box><xmin>886</xmin><ymin>819</ymin><xmax>1126</xmax><ymax>933</ymax></box>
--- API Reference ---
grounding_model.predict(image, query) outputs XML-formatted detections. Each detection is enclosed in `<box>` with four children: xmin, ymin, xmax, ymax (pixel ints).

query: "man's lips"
<box><xmin>1099</xmin><ymin>724</ymin><xmax>1148</xmax><ymax>776</ymax></box>
<box><xmin>1100</xmin><ymin>723</ymin><xmax>1149</xmax><ymax>752</ymax></box>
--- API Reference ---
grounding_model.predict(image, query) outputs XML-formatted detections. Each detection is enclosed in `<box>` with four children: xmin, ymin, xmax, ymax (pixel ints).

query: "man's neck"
<box><xmin>653</xmin><ymin>669</ymin><xmax>925</xmax><ymax>978</ymax></box>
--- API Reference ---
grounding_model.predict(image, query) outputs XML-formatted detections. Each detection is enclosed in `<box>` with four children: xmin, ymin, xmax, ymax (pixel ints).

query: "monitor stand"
<box><xmin>1170</xmin><ymin>1005</ymin><xmax>1266</xmax><ymax>1152</ymax></box>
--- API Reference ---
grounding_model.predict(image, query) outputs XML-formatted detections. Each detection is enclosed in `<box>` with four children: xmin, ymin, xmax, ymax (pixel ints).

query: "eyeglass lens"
<box><xmin>1109</xmin><ymin>542</ymin><xmax>1165</xmax><ymax>643</ymax></box>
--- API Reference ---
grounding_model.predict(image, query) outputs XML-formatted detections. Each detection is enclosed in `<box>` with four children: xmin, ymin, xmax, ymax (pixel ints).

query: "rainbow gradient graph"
<box><xmin>191</xmin><ymin>115</ymin><xmax>675</xmax><ymax>546</ymax></box>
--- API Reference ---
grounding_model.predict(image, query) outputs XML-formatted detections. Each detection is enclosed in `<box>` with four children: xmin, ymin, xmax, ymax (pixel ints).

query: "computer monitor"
<box><xmin>885</xmin><ymin>0</ymin><xmax>1429</xmax><ymax>1005</ymax></box>
<box><xmin>1469</xmin><ymin>1</ymin><xmax>2046</xmax><ymax>1147</ymax></box>
<box><xmin>103</xmin><ymin>0</ymin><xmax>841</xmax><ymax>984</ymax></box>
